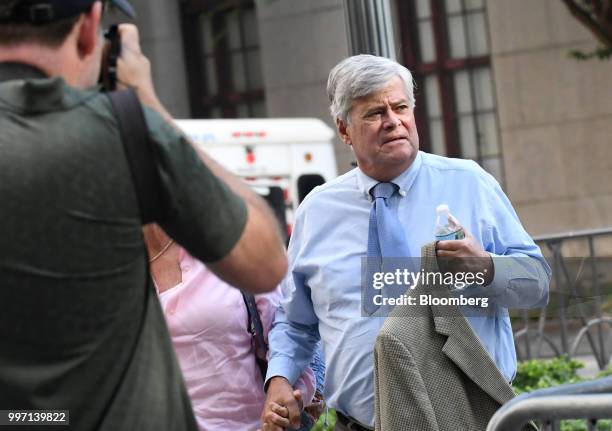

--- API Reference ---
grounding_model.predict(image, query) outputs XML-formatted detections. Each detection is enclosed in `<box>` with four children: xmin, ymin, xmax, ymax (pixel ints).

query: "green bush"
<box><xmin>311</xmin><ymin>408</ymin><xmax>335</xmax><ymax>431</ymax></box>
<box><xmin>513</xmin><ymin>355</ymin><xmax>585</xmax><ymax>394</ymax></box>
<box><xmin>597</xmin><ymin>364</ymin><xmax>612</xmax><ymax>378</ymax></box>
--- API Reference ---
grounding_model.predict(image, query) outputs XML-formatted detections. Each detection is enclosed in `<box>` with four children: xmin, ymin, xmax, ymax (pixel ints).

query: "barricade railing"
<box><xmin>486</xmin><ymin>376</ymin><xmax>612</xmax><ymax>431</ymax></box>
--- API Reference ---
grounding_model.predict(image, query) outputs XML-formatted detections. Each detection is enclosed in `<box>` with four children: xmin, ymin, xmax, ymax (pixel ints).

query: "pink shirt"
<box><xmin>158</xmin><ymin>249</ymin><xmax>314</xmax><ymax>431</ymax></box>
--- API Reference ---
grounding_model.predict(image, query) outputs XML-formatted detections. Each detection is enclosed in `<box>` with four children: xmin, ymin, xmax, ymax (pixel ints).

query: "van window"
<box><xmin>297</xmin><ymin>174</ymin><xmax>325</xmax><ymax>203</ymax></box>
<box><xmin>255</xmin><ymin>186</ymin><xmax>288</xmax><ymax>244</ymax></box>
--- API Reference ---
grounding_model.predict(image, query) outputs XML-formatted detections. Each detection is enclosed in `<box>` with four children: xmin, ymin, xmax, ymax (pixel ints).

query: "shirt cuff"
<box><xmin>264</xmin><ymin>355</ymin><xmax>302</xmax><ymax>391</ymax></box>
<box><xmin>478</xmin><ymin>253</ymin><xmax>518</xmax><ymax>307</ymax></box>
<box><xmin>489</xmin><ymin>253</ymin><xmax>516</xmax><ymax>290</ymax></box>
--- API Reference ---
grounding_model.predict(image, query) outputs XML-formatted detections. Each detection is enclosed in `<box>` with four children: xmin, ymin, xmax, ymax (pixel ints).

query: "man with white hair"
<box><xmin>260</xmin><ymin>55</ymin><xmax>550</xmax><ymax>430</ymax></box>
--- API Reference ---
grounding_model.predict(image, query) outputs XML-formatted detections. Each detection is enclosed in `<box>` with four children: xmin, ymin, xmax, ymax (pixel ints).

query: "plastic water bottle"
<box><xmin>434</xmin><ymin>204</ymin><xmax>465</xmax><ymax>241</ymax></box>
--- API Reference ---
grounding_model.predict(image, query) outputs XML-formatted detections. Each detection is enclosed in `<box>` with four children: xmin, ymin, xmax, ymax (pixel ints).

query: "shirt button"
<box><xmin>399</xmin><ymin>190</ymin><xmax>407</xmax><ymax>197</ymax></box>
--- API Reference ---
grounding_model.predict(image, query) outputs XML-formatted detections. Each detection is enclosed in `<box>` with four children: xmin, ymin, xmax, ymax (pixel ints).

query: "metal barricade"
<box><xmin>486</xmin><ymin>376</ymin><xmax>612</xmax><ymax>431</ymax></box>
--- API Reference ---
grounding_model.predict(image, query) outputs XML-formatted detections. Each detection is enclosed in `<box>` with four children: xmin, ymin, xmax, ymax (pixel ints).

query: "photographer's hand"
<box><xmin>115</xmin><ymin>24</ymin><xmax>170</xmax><ymax>120</ymax></box>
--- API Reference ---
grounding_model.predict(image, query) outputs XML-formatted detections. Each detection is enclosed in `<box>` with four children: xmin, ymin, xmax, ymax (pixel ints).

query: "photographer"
<box><xmin>0</xmin><ymin>1</ymin><xmax>287</xmax><ymax>430</ymax></box>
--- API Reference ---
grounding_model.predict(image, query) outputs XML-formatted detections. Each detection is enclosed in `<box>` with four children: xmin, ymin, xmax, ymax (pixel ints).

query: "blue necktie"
<box><xmin>364</xmin><ymin>182</ymin><xmax>411</xmax><ymax>315</ymax></box>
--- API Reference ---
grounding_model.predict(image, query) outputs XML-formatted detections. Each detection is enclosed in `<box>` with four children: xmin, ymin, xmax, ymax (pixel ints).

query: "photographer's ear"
<box><xmin>77</xmin><ymin>1</ymin><xmax>103</xmax><ymax>58</ymax></box>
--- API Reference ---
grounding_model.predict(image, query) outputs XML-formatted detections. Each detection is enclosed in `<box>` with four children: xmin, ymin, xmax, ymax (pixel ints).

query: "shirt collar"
<box><xmin>355</xmin><ymin>151</ymin><xmax>423</xmax><ymax>200</ymax></box>
<box><xmin>0</xmin><ymin>62</ymin><xmax>48</xmax><ymax>81</ymax></box>
<box><xmin>0</xmin><ymin>61</ymin><xmax>99</xmax><ymax>113</ymax></box>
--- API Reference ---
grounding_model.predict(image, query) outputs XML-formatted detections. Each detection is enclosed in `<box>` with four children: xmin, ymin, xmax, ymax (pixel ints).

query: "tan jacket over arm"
<box><xmin>374</xmin><ymin>243</ymin><xmax>535</xmax><ymax>431</ymax></box>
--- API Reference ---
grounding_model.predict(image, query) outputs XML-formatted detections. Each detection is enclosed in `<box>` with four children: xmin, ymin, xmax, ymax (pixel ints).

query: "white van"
<box><xmin>174</xmin><ymin>118</ymin><xmax>338</xmax><ymax>240</ymax></box>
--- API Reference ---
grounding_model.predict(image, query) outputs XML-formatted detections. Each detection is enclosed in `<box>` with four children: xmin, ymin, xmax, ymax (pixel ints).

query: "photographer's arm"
<box><xmin>115</xmin><ymin>24</ymin><xmax>287</xmax><ymax>293</ymax></box>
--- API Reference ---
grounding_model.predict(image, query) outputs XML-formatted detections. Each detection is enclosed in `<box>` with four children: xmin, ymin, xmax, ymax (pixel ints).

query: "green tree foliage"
<box><xmin>561</xmin><ymin>0</ymin><xmax>612</xmax><ymax>59</ymax></box>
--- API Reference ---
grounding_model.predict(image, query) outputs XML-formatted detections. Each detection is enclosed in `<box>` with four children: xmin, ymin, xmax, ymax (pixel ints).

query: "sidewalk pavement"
<box><xmin>575</xmin><ymin>354</ymin><xmax>609</xmax><ymax>378</ymax></box>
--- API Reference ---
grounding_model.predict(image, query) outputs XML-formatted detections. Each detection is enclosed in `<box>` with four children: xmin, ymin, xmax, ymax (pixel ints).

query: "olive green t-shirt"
<box><xmin>0</xmin><ymin>63</ymin><xmax>247</xmax><ymax>430</ymax></box>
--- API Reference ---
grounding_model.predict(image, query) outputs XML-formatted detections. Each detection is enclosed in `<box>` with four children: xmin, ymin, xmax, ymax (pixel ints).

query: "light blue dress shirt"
<box><xmin>267</xmin><ymin>151</ymin><xmax>551</xmax><ymax>427</ymax></box>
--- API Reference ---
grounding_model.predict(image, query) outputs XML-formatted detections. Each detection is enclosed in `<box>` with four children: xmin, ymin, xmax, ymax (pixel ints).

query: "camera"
<box><xmin>99</xmin><ymin>25</ymin><xmax>120</xmax><ymax>92</ymax></box>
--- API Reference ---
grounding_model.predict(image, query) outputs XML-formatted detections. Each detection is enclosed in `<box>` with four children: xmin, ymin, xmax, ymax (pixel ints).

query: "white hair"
<box><xmin>327</xmin><ymin>54</ymin><xmax>415</xmax><ymax>124</ymax></box>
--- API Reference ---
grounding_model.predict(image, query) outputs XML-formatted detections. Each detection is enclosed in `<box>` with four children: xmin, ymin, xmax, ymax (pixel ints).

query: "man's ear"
<box><xmin>77</xmin><ymin>1</ymin><xmax>103</xmax><ymax>58</ymax></box>
<box><xmin>336</xmin><ymin>118</ymin><xmax>351</xmax><ymax>147</ymax></box>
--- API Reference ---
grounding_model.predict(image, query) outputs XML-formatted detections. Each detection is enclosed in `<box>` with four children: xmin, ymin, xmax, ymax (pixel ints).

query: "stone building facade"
<box><xmin>114</xmin><ymin>0</ymin><xmax>612</xmax><ymax>238</ymax></box>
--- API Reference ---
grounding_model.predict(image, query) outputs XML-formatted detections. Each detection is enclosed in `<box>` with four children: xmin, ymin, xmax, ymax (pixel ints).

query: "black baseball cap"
<box><xmin>0</xmin><ymin>0</ymin><xmax>136</xmax><ymax>24</ymax></box>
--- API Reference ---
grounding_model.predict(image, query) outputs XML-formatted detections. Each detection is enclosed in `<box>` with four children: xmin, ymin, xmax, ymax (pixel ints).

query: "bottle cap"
<box><xmin>436</xmin><ymin>204</ymin><xmax>449</xmax><ymax>214</ymax></box>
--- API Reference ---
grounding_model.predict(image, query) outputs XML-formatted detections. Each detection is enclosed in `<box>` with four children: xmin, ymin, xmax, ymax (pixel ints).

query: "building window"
<box><xmin>394</xmin><ymin>0</ymin><xmax>504</xmax><ymax>182</ymax></box>
<box><xmin>180</xmin><ymin>0</ymin><xmax>266</xmax><ymax>118</ymax></box>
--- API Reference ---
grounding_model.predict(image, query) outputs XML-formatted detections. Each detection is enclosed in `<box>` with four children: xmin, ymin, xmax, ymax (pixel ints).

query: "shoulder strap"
<box><xmin>107</xmin><ymin>88</ymin><xmax>163</xmax><ymax>224</ymax></box>
<box><xmin>242</xmin><ymin>293</ymin><xmax>269</xmax><ymax>379</ymax></box>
